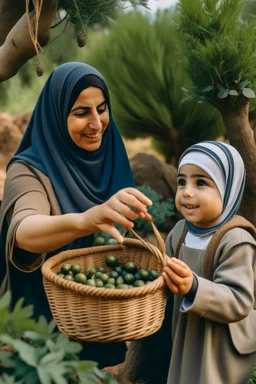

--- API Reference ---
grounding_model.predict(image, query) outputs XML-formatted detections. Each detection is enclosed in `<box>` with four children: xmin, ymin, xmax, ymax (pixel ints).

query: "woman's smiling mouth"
<box><xmin>81</xmin><ymin>132</ymin><xmax>101</xmax><ymax>139</ymax></box>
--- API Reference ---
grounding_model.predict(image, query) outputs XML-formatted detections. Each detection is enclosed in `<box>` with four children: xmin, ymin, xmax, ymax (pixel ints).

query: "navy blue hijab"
<box><xmin>9</xmin><ymin>62</ymin><xmax>135</xmax><ymax>216</ymax></box>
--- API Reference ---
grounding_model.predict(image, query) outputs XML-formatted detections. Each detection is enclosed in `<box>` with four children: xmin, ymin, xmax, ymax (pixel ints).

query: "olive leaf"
<box><xmin>242</xmin><ymin>88</ymin><xmax>256</xmax><ymax>98</ymax></box>
<box><xmin>229</xmin><ymin>90</ymin><xmax>239</xmax><ymax>96</ymax></box>
<box><xmin>237</xmin><ymin>79</ymin><xmax>249</xmax><ymax>90</ymax></box>
<box><xmin>202</xmin><ymin>85</ymin><xmax>213</xmax><ymax>92</ymax></box>
<box><xmin>217</xmin><ymin>89</ymin><xmax>229</xmax><ymax>98</ymax></box>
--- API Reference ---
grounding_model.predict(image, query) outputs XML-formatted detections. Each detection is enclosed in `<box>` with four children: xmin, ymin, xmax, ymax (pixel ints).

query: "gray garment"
<box><xmin>166</xmin><ymin>220</ymin><xmax>256</xmax><ymax>384</ymax></box>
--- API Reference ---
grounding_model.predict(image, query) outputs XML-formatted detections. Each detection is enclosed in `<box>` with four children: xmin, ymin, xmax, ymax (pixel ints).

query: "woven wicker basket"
<box><xmin>41</xmin><ymin>222</ymin><xmax>168</xmax><ymax>343</ymax></box>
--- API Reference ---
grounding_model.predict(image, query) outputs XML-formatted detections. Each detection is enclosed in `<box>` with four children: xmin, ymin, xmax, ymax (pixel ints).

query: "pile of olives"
<box><xmin>56</xmin><ymin>255</ymin><xmax>159</xmax><ymax>289</ymax></box>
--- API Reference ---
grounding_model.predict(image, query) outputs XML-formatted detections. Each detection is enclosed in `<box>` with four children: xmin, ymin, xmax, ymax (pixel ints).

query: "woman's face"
<box><xmin>175</xmin><ymin>164</ymin><xmax>223</xmax><ymax>228</ymax></box>
<box><xmin>67</xmin><ymin>86</ymin><xmax>110</xmax><ymax>151</ymax></box>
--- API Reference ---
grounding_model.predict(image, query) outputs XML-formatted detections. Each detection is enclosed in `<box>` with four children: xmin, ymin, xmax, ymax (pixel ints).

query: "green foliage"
<box><xmin>0</xmin><ymin>291</ymin><xmax>37</xmax><ymax>340</ymax></box>
<box><xmin>59</xmin><ymin>0</ymin><xmax>149</xmax><ymax>46</ymax></box>
<box><xmin>83</xmin><ymin>10</ymin><xmax>225</xmax><ymax>163</ymax></box>
<box><xmin>0</xmin><ymin>291</ymin><xmax>118</xmax><ymax>384</ymax></box>
<box><xmin>242</xmin><ymin>0</ymin><xmax>256</xmax><ymax>22</ymax></box>
<box><xmin>132</xmin><ymin>185</ymin><xmax>176</xmax><ymax>233</ymax></box>
<box><xmin>178</xmin><ymin>0</ymin><xmax>256</xmax><ymax>106</ymax></box>
<box><xmin>249</xmin><ymin>362</ymin><xmax>256</xmax><ymax>384</ymax></box>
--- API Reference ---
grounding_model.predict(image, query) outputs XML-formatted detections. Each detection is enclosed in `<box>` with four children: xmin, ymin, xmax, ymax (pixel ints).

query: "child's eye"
<box><xmin>197</xmin><ymin>179</ymin><xmax>208</xmax><ymax>186</ymax></box>
<box><xmin>177</xmin><ymin>178</ymin><xmax>186</xmax><ymax>186</ymax></box>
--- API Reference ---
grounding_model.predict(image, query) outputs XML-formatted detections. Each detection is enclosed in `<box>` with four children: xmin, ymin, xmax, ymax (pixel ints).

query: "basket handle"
<box><xmin>124</xmin><ymin>221</ymin><xmax>167</xmax><ymax>267</ymax></box>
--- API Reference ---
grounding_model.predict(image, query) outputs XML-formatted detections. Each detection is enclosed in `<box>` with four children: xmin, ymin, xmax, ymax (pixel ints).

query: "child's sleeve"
<box><xmin>181</xmin><ymin>228</ymin><xmax>255</xmax><ymax>323</ymax></box>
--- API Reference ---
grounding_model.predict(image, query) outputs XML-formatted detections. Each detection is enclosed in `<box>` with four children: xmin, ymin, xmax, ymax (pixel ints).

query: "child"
<box><xmin>162</xmin><ymin>141</ymin><xmax>256</xmax><ymax>384</ymax></box>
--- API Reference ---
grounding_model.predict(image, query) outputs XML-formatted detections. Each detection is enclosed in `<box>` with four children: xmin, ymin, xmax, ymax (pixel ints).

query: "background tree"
<box><xmin>83</xmin><ymin>10</ymin><xmax>225</xmax><ymax>165</ymax></box>
<box><xmin>177</xmin><ymin>0</ymin><xmax>256</xmax><ymax>224</ymax></box>
<box><xmin>0</xmin><ymin>0</ymin><xmax>148</xmax><ymax>82</ymax></box>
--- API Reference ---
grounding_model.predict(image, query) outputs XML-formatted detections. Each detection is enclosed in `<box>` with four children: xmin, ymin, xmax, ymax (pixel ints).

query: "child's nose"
<box><xmin>183</xmin><ymin>186</ymin><xmax>194</xmax><ymax>198</ymax></box>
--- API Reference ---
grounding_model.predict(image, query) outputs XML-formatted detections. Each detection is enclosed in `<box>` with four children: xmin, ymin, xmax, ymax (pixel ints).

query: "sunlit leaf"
<box><xmin>242</xmin><ymin>88</ymin><xmax>256</xmax><ymax>98</ymax></box>
<box><xmin>0</xmin><ymin>291</ymin><xmax>11</xmax><ymax>310</ymax></box>
<box><xmin>229</xmin><ymin>90</ymin><xmax>239</xmax><ymax>96</ymax></box>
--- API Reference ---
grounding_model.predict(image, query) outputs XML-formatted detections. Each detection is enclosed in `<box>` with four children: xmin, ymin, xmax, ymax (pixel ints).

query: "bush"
<box><xmin>0</xmin><ymin>291</ymin><xmax>118</xmax><ymax>384</ymax></box>
<box><xmin>249</xmin><ymin>363</ymin><xmax>256</xmax><ymax>384</ymax></box>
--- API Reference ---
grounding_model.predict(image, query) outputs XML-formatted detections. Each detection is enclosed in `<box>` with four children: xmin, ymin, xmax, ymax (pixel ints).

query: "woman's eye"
<box><xmin>177</xmin><ymin>178</ymin><xmax>186</xmax><ymax>186</ymax></box>
<box><xmin>75</xmin><ymin>110</ymin><xmax>90</xmax><ymax>117</ymax></box>
<box><xmin>97</xmin><ymin>106</ymin><xmax>107</xmax><ymax>114</ymax></box>
<box><xmin>197</xmin><ymin>179</ymin><xmax>207</xmax><ymax>186</ymax></box>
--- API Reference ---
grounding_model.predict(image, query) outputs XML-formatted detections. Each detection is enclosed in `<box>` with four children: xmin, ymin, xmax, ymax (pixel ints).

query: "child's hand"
<box><xmin>162</xmin><ymin>258</ymin><xmax>193</xmax><ymax>295</ymax></box>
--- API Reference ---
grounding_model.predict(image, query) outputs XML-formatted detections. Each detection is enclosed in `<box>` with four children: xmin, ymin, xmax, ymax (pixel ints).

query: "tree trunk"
<box><xmin>116</xmin><ymin>293</ymin><xmax>173</xmax><ymax>384</ymax></box>
<box><xmin>0</xmin><ymin>0</ymin><xmax>57</xmax><ymax>82</ymax></box>
<box><xmin>216</xmin><ymin>101</ymin><xmax>256</xmax><ymax>225</ymax></box>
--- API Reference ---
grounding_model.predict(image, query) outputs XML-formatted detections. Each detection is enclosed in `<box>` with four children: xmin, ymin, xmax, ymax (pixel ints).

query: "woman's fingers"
<box><xmin>122</xmin><ymin>187</ymin><xmax>153</xmax><ymax>207</ymax></box>
<box><xmin>97</xmin><ymin>223</ymin><xmax>124</xmax><ymax>244</ymax></box>
<box><xmin>137</xmin><ymin>211</ymin><xmax>152</xmax><ymax>221</ymax></box>
<box><xmin>86</xmin><ymin>188</ymin><xmax>153</xmax><ymax>240</ymax></box>
<box><xmin>114</xmin><ymin>189</ymin><xmax>152</xmax><ymax>214</ymax></box>
<box><xmin>106</xmin><ymin>188</ymin><xmax>153</xmax><ymax>222</ymax></box>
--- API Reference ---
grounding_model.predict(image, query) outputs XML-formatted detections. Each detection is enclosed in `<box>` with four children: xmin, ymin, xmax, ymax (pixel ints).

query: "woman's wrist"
<box><xmin>75</xmin><ymin>209</ymin><xmax>97</xmax><ymax>237</ymax></box>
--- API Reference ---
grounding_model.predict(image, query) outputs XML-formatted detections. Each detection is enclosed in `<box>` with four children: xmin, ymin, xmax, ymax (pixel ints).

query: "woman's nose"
<box><xmin>89</xmin><ymin>112</ymin><xmax>102</xmax><ymax>130</ymax></box>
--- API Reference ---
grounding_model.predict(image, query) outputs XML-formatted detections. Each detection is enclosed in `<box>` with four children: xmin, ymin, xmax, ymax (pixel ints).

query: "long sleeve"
<box><xmin>182</xmin><ymin>229</ymin><xmax>255</xmax><ymax>323</ymax></box>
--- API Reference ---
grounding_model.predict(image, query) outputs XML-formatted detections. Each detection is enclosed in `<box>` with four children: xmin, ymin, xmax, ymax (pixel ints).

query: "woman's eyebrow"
<box><xmin>71</xmin><ymin>100</ymin><xmax>107</xmax><ymax>112</ymax></box>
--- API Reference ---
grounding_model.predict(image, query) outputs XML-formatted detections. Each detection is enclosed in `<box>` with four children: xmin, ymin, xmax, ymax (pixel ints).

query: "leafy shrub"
<box><xmin>133</xmin><ymin>185</ymin><xmax>175</xmax><ymax>234</ymax></box>
<box><xmin>0</xmin><ymin>291</ymin><xmax>117</xmax><ymax>384</ymax></box>
<box><xmin>249</xmin><ymin>363</ymin><xmax>256</xmax><ymax>384</ymax></box>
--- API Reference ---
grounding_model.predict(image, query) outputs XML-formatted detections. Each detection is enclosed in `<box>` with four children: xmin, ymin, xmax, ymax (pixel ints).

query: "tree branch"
<box><xmin>0</xmin><ymin>0</ymin><xmax>57</xmax><ymax>83</ymax></box>
<box><xmin>0</xmin><ymin>0</ymin><xmax>26</xmax><ymax>46</ymax></box>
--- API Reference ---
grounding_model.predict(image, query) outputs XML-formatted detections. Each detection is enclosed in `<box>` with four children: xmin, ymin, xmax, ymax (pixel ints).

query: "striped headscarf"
<box><xmin>178</xmin><ymin>141</ymin><xmax>245</xmax><ymax>236</ymax></box>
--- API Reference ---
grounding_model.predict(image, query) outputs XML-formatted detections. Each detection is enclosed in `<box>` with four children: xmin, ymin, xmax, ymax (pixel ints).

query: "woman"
<box><xmin>0</xmin><ymin>62</ymin><xmax>152</xmax><ymax>367</ymax></box>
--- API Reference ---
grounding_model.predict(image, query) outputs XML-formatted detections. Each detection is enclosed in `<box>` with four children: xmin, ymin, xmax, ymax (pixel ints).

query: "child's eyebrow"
<box><xmin>177</xmin><ymin>173</ymin><xmax>212</xmax><ymax>180</ymax></box>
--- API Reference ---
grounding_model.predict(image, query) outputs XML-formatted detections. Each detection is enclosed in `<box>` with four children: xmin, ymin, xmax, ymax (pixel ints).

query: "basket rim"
<box><xmin>42</xmin><ymin>238</ymin><xmax>168</xmax><ymax>298</ymax></box>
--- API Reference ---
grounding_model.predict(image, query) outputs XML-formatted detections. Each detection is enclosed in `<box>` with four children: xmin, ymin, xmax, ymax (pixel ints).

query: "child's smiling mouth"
<box><xmin>182</xmin><ymin>204</ymin><xmax>199</xmax><ymax>212</ymax></box>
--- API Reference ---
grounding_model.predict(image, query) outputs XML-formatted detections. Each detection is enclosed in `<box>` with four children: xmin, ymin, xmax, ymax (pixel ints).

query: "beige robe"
<box><xmin>166</xmin><ymin>220</ymin><xmax>256</xmax><ymax>384</ymax></box>
<box><xmin>0</xmin><ymin>161</ymin><xmax>61</xmax><ymax>293</ymax></box>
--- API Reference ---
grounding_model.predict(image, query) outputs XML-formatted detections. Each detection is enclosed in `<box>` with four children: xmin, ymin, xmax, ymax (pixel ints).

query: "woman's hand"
<box><xmin>162</xmin><ymin>258</ymin><xmax>193</xmax><ymax>295</ymax></box>
<box><xmin>80</xmin><ymin>187</ymin><xmax>152</xmax><ymax>243</ymax></box>
<box><xmin>16</xmin><ymin>188</ymin><xmax>152</xmax><ymax>253</ymax></box>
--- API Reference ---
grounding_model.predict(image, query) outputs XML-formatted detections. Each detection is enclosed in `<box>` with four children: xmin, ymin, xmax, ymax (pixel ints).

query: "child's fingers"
<box><xmin>162</xmin><ymin>266</ymin><xmax>184</xmax><ymax>287</ymax></box>
<box><xmin>162</xmin><ymin>271</ymin><xmax>179</xmax><ymax>294</ymax></box>
<box><xmin>166</xmin><ymin>258</ymin><xmax>190</xmax><ymax>277</ymax></box>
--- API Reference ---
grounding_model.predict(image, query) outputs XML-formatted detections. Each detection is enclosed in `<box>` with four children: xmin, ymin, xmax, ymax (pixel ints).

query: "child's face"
<box><xmin>175</xmin><ymin>164</ymin><xmax>223</xmax><ymax>228</ymax></box>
